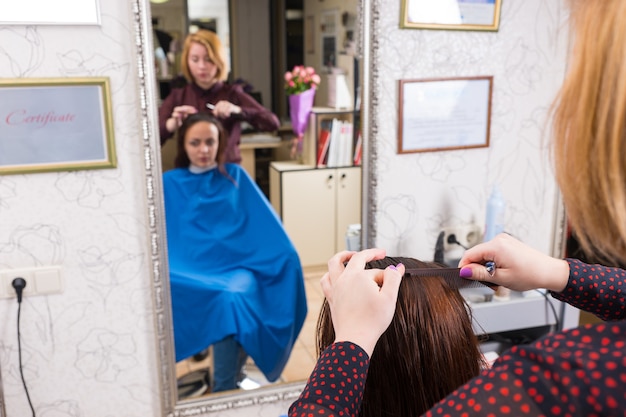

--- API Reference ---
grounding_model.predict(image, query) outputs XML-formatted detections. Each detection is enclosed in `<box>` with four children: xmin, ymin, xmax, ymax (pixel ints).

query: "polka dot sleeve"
<box><xmin>551</xmin><ymin>258</ymin><xmax>626</xmax><ymax>320</ymax></box>
<box><xmin>423</xmin><ymin>321</ymin><xmax>626</xmax><ymax>416</ymax></box>
<box><xmin>289</xmin><ymin>259</ymin><xmax>626</xmax><ymax>417</ymax></box>
<box><xmin>288</xmin><ymin>341</ymin><xmax>369</xmax><ymax>417</ymax></box>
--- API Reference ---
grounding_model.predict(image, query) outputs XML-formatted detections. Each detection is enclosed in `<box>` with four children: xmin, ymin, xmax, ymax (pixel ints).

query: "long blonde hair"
<box><xmin>180</xmin><ymin>30</ymin><xmax>229</xmax><ymax>83</ymax></box>
<box><xmin>552</xmin><ymin>0</ymin><xmax>626</xmax><ymax>264</ymax></box>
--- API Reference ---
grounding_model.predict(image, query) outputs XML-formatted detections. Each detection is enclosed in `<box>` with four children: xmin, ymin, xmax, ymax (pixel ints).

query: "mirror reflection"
<box><xmin>149</xmin><ymin>0</ymin><xmax>361</xmax><ymax>402</ymax></box>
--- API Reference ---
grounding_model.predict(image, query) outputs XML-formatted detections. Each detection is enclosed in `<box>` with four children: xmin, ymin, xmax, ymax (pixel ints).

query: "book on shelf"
<box><xmin>339</xmin><ymin>121</ymin><xmax>353</xmax><ymax>167</ymax></box>
<box><xmin>326</xmin><ymin>119</ymin><xmax>354</xmax><ymax>168</ymax></box>
<box><xmin>353</xmin><ymin>130</ymin><xmax>362</xmax><ymax>166</ymax></box>
<box><xmin>316</xmin><ymin>119</ymin><xmax>333</xmax><ymax>167</ymax></box>
<box><xmin>325</xmin><ymin>118</ymin><xmax>341</xmax><ymax>168</ymax></box>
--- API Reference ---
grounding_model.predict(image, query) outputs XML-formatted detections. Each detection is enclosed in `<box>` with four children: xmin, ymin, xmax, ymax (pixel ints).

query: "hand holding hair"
<box><xmin>167</xmin><ymin>105</ymin><xmax>199</xmax><ymax>132</ymax></box>
<box><xmin>458</xmin><ymin>233</ymin><xmax>569</xmax><ymax>292</ymax></box>
<box><xmin>320</xmin><ymin>248</ymin><xmax>404</xmax><ymax>357</ymax></box>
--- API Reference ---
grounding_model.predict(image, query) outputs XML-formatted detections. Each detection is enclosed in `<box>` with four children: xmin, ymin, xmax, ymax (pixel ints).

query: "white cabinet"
<box><xmin>270</xmin><ymin>162</ymin><xmax>361</xmax><ymax>267</ymax></box>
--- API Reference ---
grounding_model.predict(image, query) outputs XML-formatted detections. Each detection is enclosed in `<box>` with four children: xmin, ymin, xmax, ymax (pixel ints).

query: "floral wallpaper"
<box><xmin>370</xmin><ymin>0</ymin><xmax>568</xmax><ymax>263</ymax></box>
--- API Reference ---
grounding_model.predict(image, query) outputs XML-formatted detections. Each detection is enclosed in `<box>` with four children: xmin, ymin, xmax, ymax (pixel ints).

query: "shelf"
<box><xmin>463</xmin><ymin>288</ymin><xmax>579</xmax><ymax>335</ymax></box>
<box><xmin>302</xmin><ymin>108</ymin><xmax>357</xmax><ymax>168</ymax></box>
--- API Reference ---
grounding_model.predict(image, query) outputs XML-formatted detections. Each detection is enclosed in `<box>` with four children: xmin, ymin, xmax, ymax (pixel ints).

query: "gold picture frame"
<box><xmin>398</xmin><ymin>76</ymin><xmax>493</xmax><ymax>154</ymax></box>
<box><xmin>0</xmin><ymin>77</ymin><xmax>116</xmax><ymax>175</ymax></box>
<box><xmin>400</xmin><ymin>0</ymin><xmax>502</xmax><ymax>31</ymax></box>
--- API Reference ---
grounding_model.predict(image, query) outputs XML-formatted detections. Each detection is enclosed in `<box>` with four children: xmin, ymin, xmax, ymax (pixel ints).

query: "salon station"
<box><xmin>0</xmin><ymin>1</ymin><xmax>595</xmax><ymax>417</ymax></box>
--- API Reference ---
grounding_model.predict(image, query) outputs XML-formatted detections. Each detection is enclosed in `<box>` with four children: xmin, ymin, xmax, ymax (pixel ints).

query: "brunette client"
<box><xmin>317</xmin><ymin>256</ymin><xmax>486</xmax><ymax>416</ymax></box>
<box><xmin>163</xmin><ymin>113</ymin><xmax>306</xmax><ymax>393</ymax></box>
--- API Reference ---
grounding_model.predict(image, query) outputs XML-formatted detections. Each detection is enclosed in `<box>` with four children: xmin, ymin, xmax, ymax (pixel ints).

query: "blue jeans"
<box><xmin>212</xmin><ymin>336</ymin><xmax>248</xmax><ymax>392</ymax></box>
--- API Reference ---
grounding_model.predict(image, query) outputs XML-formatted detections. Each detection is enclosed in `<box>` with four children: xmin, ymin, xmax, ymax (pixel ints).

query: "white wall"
<box><xmin>0</xmin><ymin>0</ymin><xmax>570</xmax><ymax>416</ymax></box>
<box><xmin>371</xmin><ymin>0</ymin><xmax>569</xmax><ymax>262</ymax></box>
<box><xmin>0</xmin><ymin>2</ymin><xmax>160</xmax><ymax>416</ymax></box>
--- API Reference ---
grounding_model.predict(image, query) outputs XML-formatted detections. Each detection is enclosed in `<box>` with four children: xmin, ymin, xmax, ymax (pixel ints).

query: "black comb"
<box><xmin>403</xmin><ymin>268</ymin><xmax>497</xmax><ymax>290</ymax></box>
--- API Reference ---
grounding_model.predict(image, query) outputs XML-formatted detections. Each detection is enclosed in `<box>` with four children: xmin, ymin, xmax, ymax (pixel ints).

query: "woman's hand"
<box><xmin>458</xmin><ymin>233</ymin><xmax>569</xmax><ymax>292</ymax></box>
<box><xmin>166</xmin><ymin>105</ymin><xmax>198</xmax><ymax>132</ymax></box>
<box><xmin>320</xmin><ymin>248</ymin><xmax>404</xmax><ymax>357</ymax></box>
<box><xmin>211</xmin><ymin>100</ymin><xmax>242</xmax><ymax>119</ymax></box>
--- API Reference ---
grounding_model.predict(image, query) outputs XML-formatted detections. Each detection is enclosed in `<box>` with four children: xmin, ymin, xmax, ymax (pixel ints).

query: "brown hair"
<box><xmin>316</xmin><ymin>256</ymin><xmax>486</xmax><ymax>417</ymax></box>
<box><xmin>552</xmin><ymin>0</ymin><xmax>626</xmax><ymax>264</ymax></box>
<box><xmin>174</xmin><ymin>113</ymin><xmax>228</xmax><ymax>177</ymax></box>
<box><xmin>181</xmin><ymin>29</ymin><xmax>229</xmax><ymax>83</ymax></box>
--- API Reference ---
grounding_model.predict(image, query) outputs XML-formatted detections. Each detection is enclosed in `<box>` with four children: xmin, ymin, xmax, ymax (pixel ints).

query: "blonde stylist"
<box><xmin>158</xmin><ymin>29</ymin><xmax>279</xmax><ymax>164</ymax></box>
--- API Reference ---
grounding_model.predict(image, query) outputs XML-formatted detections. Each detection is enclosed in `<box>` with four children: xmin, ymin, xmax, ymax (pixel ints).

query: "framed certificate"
<box><xmin>0</xmin><ymin>78</ymin><xmax>116</xmax><ymax>175</ymax></box>
<box><xmin>398</xmin><ymin>76</ymin><xmax>493</xmax><ymax>154</ymax></box>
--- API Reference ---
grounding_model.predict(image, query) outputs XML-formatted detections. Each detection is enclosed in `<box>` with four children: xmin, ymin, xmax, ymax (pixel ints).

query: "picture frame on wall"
<box><xmin>0</xmin><ymin>77</ymin><xmax>117</xmax><ymax>175</ymax></box>
<box><xmin>400</xmin><ymin>0</ymin><xmax>502</xmax><ymax>31</ymax></box>
<box><xmin>0</xmin><ymin>0</ymin><xmax>100</xmax><ymax>25</ymax></box>
<box><xmin>398</xmin><ymin>76</ymin><xmax>493</xmax><ymax>154</ymax></box>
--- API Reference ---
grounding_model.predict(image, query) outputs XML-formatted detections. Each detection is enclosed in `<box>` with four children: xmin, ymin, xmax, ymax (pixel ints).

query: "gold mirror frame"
<box><xmin>131</xmin><ymin>0</ymin><xmax>378</xmax><ymax>414</ymax></box>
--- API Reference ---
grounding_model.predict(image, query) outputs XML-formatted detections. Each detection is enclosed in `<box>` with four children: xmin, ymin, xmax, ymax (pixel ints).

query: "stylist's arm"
<box><xmin>320</xmin><ymin>248</ymin><xmax>404</xmax><ymax>357</ymax></box>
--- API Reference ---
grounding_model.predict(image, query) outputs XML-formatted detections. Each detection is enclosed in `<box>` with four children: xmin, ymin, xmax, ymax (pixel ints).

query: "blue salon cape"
<box><xmin>163</xmin><ymin>163</ymin><xmax>307</xmax><ymax>382</ymax></box>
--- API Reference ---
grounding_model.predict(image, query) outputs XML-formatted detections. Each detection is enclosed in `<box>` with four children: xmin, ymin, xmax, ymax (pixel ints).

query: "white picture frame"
<box><xmin>0</xmin><ymin>0</ymin><xmax>101</xmax><ymax>25</ymax></box>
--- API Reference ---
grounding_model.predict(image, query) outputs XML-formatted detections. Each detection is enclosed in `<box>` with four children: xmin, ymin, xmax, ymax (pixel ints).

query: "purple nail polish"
<box><xmin>388</xmin><ymin>265</ymin><xmax>397</xmax><ymax>270</ymax></box>
<box><xmin>460</xmin><ymin>267</ymin><xmax>472</xmax><ymax>278</ymax></box>
<box><xmin>396</xmin><ymin>263</ymin><xmax>404</xmax><ymax>269</ymax></box>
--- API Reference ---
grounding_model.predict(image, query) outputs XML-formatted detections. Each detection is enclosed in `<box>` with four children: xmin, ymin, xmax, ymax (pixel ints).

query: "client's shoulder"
<box><xmin>223</xmin><ymin>163</ymin><xmax>248</xmax><ymax>177</ymax></box>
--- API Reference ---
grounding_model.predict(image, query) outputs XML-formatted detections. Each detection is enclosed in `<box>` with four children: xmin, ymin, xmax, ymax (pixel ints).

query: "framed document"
<box><xmin>0</xmin><ymin>0</ymin><xmax>100</xmax><ymax>25</ymax></box>
<box><xmin>0</xmin><ymin>78</ymin><xmax>116</xmax><ymax>175</ymax></box>
<box><xmin>400</xmin><ymin>0</ymin><xmax>502</xmax><ymax>31</ymax></box>
<box><xmin>398</xmin><ymin>76</ymin><xmax>493</xmax><ymax>154</ymax></box>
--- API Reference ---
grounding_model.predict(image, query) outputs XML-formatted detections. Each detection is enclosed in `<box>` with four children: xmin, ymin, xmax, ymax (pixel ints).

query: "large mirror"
<box><xmin>136</xmin><ymin>0</ymin><xmax>374</xmax><ymax>414</ymax></box>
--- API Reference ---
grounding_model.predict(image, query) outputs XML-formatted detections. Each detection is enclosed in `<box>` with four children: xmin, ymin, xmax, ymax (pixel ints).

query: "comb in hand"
<box><xmin>403</xmin><ymin>268</ymin><xmax>497</xmax><ymax>290</ymax></box>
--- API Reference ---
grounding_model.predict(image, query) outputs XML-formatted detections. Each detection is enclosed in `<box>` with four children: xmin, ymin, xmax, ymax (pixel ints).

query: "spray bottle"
<box><xmin>484</xmin><ymin>185</ymin><xmax>510</xmax><ymax>300</ymax></box>
<box><xmin>484</xmin><ymin>185</ymin><xmax>506</xmax><ymax>242</ymax></box>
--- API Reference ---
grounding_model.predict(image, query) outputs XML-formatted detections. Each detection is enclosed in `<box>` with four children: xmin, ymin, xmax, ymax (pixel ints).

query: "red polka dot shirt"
<box><xmin>289</xmin><ymin>258</ymin><xmax>626</xmax><ymax>417</ymax></box>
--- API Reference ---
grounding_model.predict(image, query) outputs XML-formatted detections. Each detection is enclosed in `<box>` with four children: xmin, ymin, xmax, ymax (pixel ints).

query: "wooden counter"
<box><xmin>239</xmin><ymin>133</ymin><xmax>286</xmax><ymax>180</ymax></box>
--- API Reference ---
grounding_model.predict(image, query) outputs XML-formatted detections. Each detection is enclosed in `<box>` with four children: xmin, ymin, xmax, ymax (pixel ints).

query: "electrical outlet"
<box><xmin>0</xmin><ymin>270</ymin><xmax>36</xmax><ymax>298</ymax></box>
<box><xmin>442</xmin><ymin>224</ymin><xmax>482</xmax><ymax>251</ymax></box>
<box><xmin>0</xmin><ymin>266</ymin><xmax>62</xmax><ymax>299</ymax></box>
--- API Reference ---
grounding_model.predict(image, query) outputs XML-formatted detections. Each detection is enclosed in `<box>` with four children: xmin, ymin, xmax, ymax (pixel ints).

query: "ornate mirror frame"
<box><xmin>131</xmin><ymin>0</ymin><xmax>379</xmax><ymax>414</ymax></box>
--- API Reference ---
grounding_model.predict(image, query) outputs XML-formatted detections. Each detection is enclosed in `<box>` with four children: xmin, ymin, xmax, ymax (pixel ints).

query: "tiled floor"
<box><xmin>175</xmin><ymin>265</ymin><xmax>327</xmax><ymax>398</ymax></box>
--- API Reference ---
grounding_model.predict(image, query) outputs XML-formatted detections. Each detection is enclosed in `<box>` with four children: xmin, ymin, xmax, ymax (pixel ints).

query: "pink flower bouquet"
<box><xmin>285</xmin><ymin>66</ymin><xmax>321</xmax><ymax>159</ymax></box>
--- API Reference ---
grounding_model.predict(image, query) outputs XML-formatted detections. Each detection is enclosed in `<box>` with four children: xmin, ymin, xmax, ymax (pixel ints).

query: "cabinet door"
<box><xmin>282</xmin><ymin>169</ymin><xmax>336</xmax><ymax>266</ymax></box>
<box><xmin>335</xmin><ymin>167</ymin><xmax>362</xmax><ymax>252</ymax></box>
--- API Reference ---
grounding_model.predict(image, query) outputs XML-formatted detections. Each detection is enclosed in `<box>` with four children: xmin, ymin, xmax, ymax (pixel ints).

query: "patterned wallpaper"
<box><xmin>0</xmin><ymin>1</ymin><xmax>569</xmax><ymax>416</ymax></box>
<box><xmin>0</xmin><ymin>2</ymin><xmax>161</xmax><ymax>416</ymax></box>
<box><xmin>371</xmin><ymin>0</ymin><xmax>568</xmax><ymax>262</ymax></box>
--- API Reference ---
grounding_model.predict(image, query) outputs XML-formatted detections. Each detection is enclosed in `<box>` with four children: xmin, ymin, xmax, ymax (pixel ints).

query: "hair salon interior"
<box><xmin>0</xmin><ymin>1</ymin><xmax>595</xmax><ymax>416</ymax></box>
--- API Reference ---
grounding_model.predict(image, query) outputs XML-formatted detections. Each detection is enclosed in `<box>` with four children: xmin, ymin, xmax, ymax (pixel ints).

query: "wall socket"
<box><xmin>442</xmin><ymin>224</ymin><xmax>482</xmax><ymax>251</ymax></box>
<box><xmin>0</xmin><ymin>266</ymin><xmax>63</xmax><ymax>299</ymax></box>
